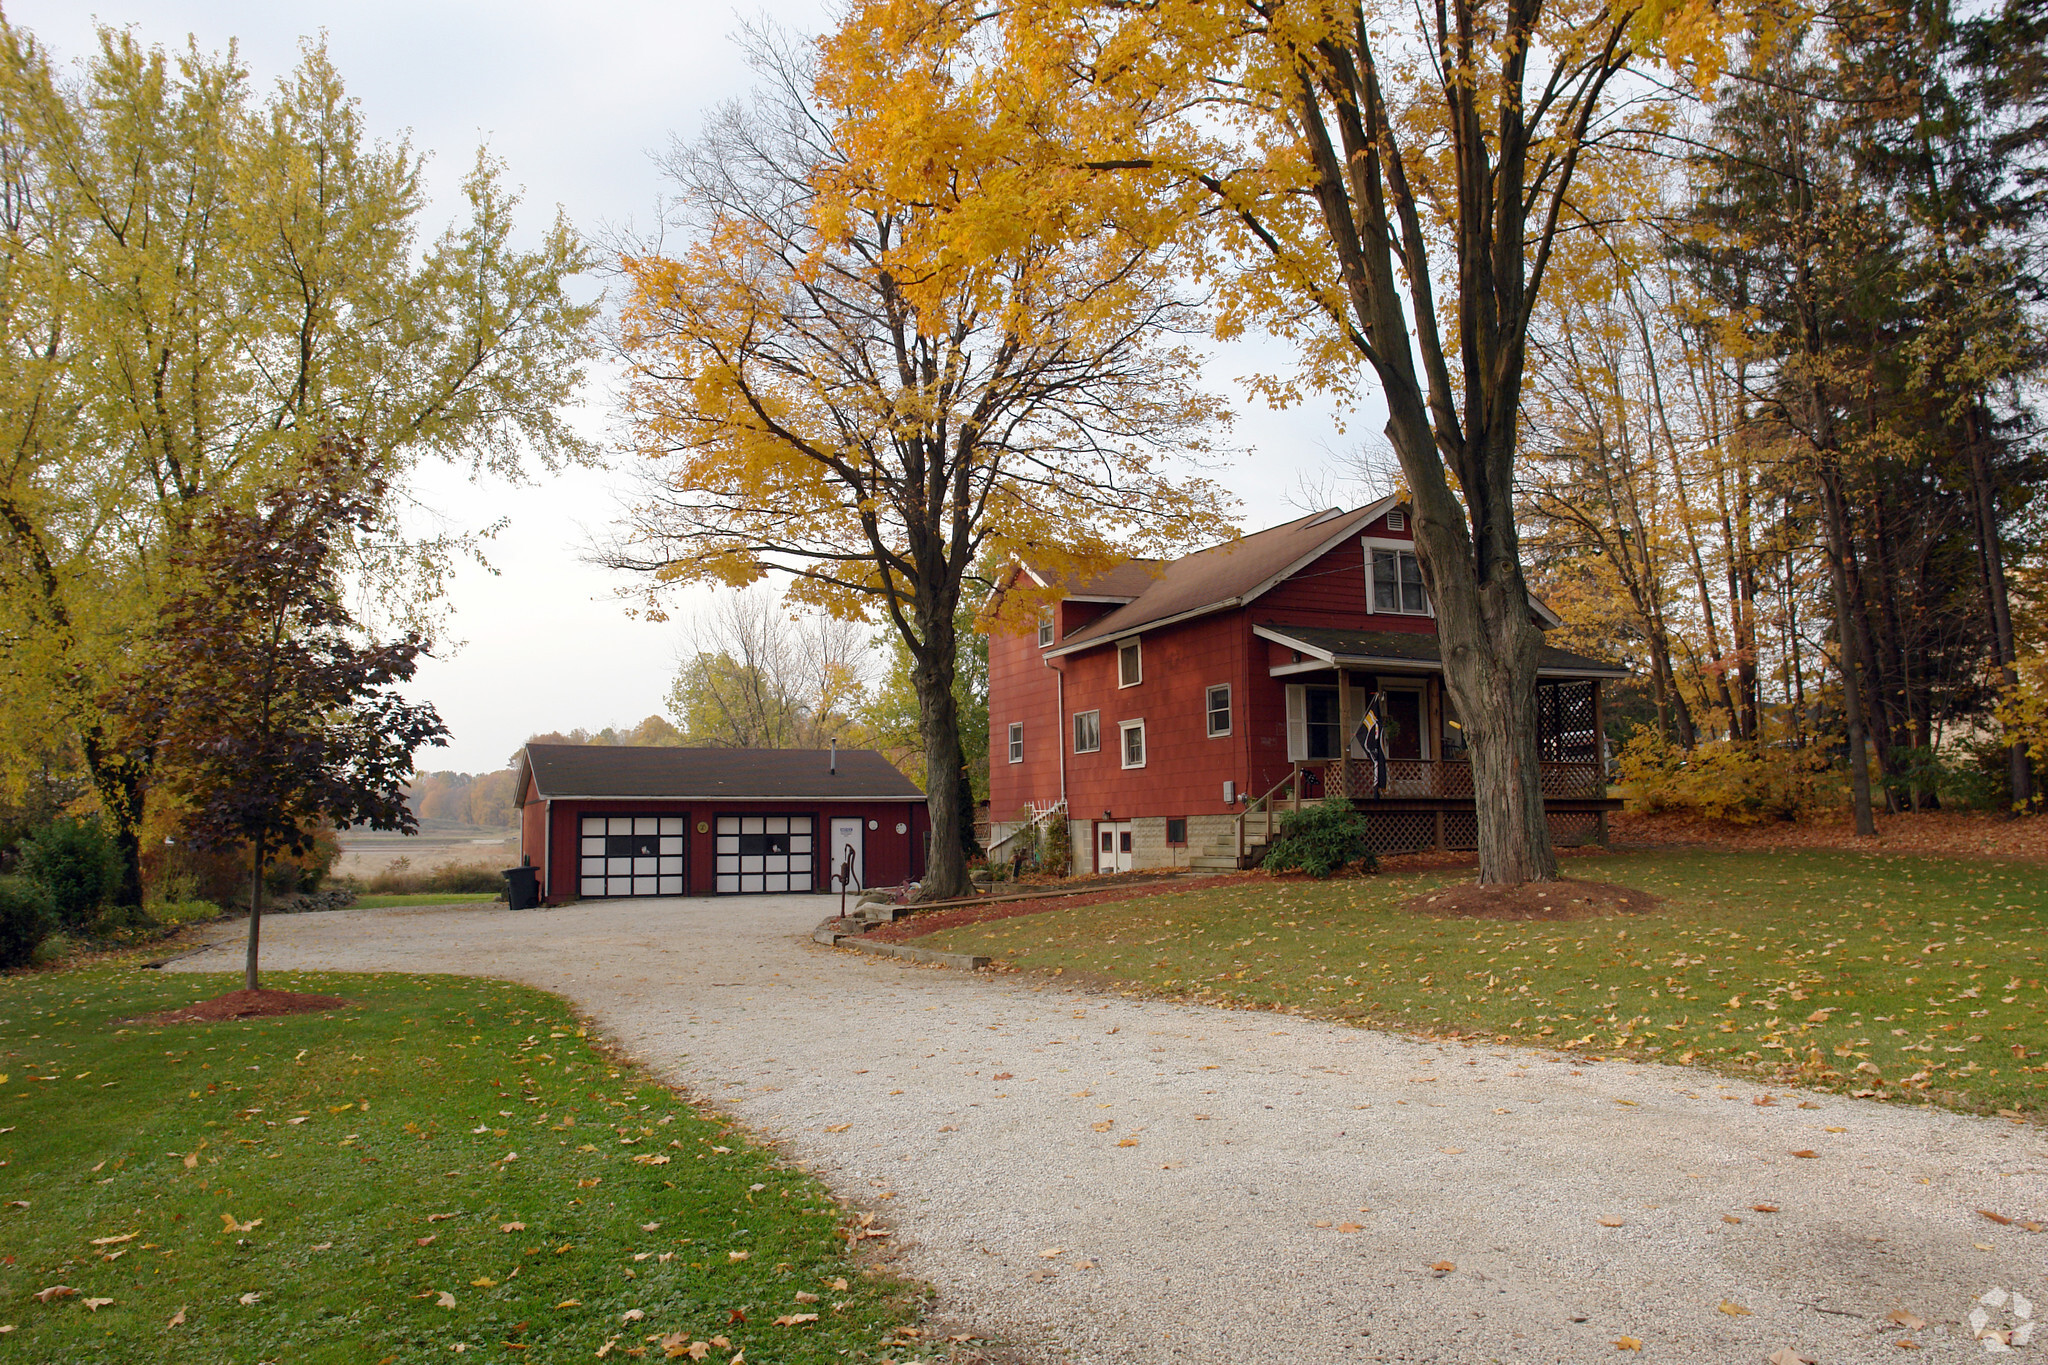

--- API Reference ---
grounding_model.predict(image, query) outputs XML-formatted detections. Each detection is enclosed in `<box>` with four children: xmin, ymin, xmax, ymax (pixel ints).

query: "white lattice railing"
<box><xmin>988</xmin><ymin>799</ymin><xmax>1067</xmax><ymax>861</ymax></box>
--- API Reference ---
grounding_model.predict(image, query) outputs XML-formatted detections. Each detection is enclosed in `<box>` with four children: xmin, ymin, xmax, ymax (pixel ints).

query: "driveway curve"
<box><xmin>170</xmin><ymin>895</ymin><xmax>2046</xmax><ymax>1363</ymax></box>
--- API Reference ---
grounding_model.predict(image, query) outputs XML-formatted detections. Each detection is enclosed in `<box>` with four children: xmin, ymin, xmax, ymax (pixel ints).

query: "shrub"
<box><xmin>0</xmin><ymin>882</ymin><xmax>54</xmax><ymax>970</ymax></box>
<box><xmin>1262</xmin><ymin>800</ymin><xmax>1377</xmax><ymax>878</ymax></box>
<box><xmin>18</xmin><ymin>817</ymin><xmax>124</xmax><ymax>929</ymax></box>
<box><xmin>1611</xmin><ymin>729</ymin><xmax>1836</xmax><ymax>823</ymax></box>
<box><xmin>350</xmin><ymin>859</ymin><xmax>508</xmax><ymax>896</ymax></box>
<box><xmin>1042</xmin><ymin>817</ymin><xmax>1072</xmax><ymax>877</ymax></box>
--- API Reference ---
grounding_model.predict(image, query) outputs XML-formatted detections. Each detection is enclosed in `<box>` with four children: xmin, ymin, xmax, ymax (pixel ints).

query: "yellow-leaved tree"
<box><xmin>823</xmin><ymin>0</ymin><xmax>1732</xmax><ymax>884</ymax></box>
<box><xmin>608</xmin><ymin>32</ymin><xmax>1235</xmax><ymax>898</ymax></box>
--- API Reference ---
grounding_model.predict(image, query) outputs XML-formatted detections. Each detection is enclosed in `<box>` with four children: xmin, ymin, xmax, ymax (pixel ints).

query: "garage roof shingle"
<box><xmin>520</xmin><ymin>744</ymin><xmax>924</xmax><ymax>801</ymax></box>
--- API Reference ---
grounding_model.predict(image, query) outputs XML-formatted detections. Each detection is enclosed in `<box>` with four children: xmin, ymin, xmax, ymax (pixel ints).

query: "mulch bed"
<box><xmin>131</xmin><ymin>989</ymin><xmax>352</xmax><ymax>1025</ymax></box>
<box><xmin>865</xmin><ymin>874</ymin><xmax>1269</xmax><ymax>943</ymax></box>
<box><xmin>1402</xmin><ymin>877</ymin><xmax>1664</xmax><ymax>922</ymax></box>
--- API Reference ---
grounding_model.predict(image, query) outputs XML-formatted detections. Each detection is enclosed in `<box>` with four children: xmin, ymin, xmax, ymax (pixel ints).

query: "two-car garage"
<box><xmin>516</xmin><ymin>744</ymin><xmax>928</xmax><ymax>904</ymax></box>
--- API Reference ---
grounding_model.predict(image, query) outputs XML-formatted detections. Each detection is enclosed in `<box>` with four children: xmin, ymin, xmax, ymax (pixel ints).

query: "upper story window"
<box><xmin>1370</xmin><ymin>547</ymin><xmax>1430</xmax><ymax>615</ymax></box>
<box><xmin>1118</xmin><ymin>638</ymin><xmax>1142</xmax><ymax>687</ymax></box>
<box><xmin>1119</xmin><ymin>718</ymin><xmax>1147</xmax><ymax>768</ymax></box>
<box><xmin>1206</xmin><ymin>684</ymin><xmax>1232</xmax><ymax>737</ymax></box>
<box><xmin>1008</xmin><ymin>722</ymin><xmax>1024</xmax><ymax>764</ymax></box>
<box><xmin>1037</xmin><ymin>612</ymin><xmax>1054</xmax><ymax>648</ymax></box>
<box><xmin>1073</xmin><ymin>709</ymin><xmax>1101</xmax><ymax>753</ymax></box>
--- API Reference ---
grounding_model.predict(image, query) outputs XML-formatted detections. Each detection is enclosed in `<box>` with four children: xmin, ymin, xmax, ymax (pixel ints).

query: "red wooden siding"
<box><xmin>987</xmin><ymin>623</ymin><xmax>1063</xmax><ymax>821</ymax></box>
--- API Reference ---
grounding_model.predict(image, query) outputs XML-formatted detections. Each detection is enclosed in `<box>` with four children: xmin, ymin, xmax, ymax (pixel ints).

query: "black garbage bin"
<box><xmin>503</xmin><ymin>864</ymin><xmax>540</xmax><ymax>911</ymax></box>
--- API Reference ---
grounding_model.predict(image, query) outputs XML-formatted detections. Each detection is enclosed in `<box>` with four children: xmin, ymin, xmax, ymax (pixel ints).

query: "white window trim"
<box><xmin>1007</xmin><ymin>721</ymin><xmax>1024</xmax><ymax>764</ymax></box>
<box><xmin>1119</xmin><ymin>718</ymin><xmax>1147</xmax><ymax>769</ymax></box>
<box><xmin>1073</xmin><ymin>708</ymin><xmax>1101</xmax><ymax>753</ymax></box>
<box><xmin>1377</xmin><ymin>678</ymin><xmax>1432</xmax><ymax>760</ymax></box>
<box><xmin>1117</xmin><ymin>637</ymin><xmax>1142</xmax><ymax>688</ymax></box>
<box><xmin>1037</xmin><ymin>612</ymin><xmax>1054</xmax><ymax>648</ymax></box>
<box><xmin>1206</xmin><ymin>683</ymin><xmax>1232</xmax><ymax>737</ymax></box>
<box><xmin>1362</xmin><ymin>536</ymin><xmax>1433</xmax><ymax>618</ymax></box>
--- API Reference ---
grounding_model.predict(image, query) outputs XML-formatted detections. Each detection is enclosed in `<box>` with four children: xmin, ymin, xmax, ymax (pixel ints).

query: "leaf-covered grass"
<box><xmin>915</xmin><ymin>848</ymin><xmax>2048</xmax><ymax>1115</ymax></box>
<box><xmin>0</xmin><ymin>966</ymin><xmax>915</xmax><ymax>1362</ymax></box>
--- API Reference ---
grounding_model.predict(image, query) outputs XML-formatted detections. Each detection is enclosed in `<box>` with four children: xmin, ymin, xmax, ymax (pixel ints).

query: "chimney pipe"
<box><xmin>830</xmin><ymin>738</ymin><xmax>837</xmax><ymax>775</ymax></box>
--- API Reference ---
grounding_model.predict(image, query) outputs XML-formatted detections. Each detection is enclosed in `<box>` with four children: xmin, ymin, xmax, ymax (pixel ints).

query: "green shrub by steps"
<box><xmin>1261</xmin><ymin>800</ymin><xmax>1378</xmax><ymax>878</ymax></box>
<box><xmin>0</xmin><ymin>882</ymin><xmax>54</xmax><ymax>969</ymax></box>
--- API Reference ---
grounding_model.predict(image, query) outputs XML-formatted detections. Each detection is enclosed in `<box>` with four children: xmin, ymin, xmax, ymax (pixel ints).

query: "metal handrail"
<box><xmin>1231</xmin><ymin>768</ymin><xmax>1307</xmax><ymax>863</ymax></box>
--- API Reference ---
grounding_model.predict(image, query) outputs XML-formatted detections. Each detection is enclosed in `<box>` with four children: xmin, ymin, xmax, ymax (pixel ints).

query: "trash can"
<box><xmin>503</xmin><ymin>864</ymin><xmax>540</xmax><ymax>911</ymax></box>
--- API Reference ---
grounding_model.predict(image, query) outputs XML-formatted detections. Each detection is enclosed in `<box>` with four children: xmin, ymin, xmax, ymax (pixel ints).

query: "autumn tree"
<box><xmin>0</xmin><ymin>22</ymin><xmax>595</xmax><ymax>905</ymax></box>
<box><xmin>666</xmin><ymin>589</ymin><xmax>871</xmax><ymax>749</ymax></box>
<box><xmin>608</xmin><ymin>33</ymin><xmax>1233</xmax><ymax>898</ymax></box>
<box><xmin>826</xmin><ymin>0</ymin><xmax>1733</xmax><ymax>884</ymax></box>
<box><xmin>137</xmin><ymin>447</ymin><xmax>447</xmax><ymax>992</ymax></box>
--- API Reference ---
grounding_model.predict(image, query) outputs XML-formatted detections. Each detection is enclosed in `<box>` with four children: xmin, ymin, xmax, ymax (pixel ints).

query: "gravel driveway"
<box><xmin>170</xmin><ymin>896</ymin><xmax>2046</xmax><ymax>1363</ymax></box>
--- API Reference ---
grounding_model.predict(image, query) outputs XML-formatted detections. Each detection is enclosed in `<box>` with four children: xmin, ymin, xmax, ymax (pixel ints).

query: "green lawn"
<box><xmin>0</xmin><ymin>966</ymin><xmax>917</xmax><ymax>1363</ymax></box>
<box><xmin>916</xmin><ymin>848</ymin><xmax>2048</xmax><ymax>1114</ymax></box>
<box><xmin>348</xmin><ymin>893</ymin><xmax>506</xmax><ymax>909</ymax></box>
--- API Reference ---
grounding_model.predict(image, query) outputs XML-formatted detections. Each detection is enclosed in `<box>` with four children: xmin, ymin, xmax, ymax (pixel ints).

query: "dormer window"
<box><xmin>1118</xmin><ymin>638</ymin><xmax>1142</xmax><ymax>687</ymax></box>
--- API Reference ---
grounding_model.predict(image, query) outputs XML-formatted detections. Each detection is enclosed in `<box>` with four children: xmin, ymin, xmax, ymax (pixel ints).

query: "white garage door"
<box><xmin>579</xmin><ymin>815</ymin><xmax>685</xmax><ymax>898</ymax></box>
<box><xmin>714</xmin><ymin>814</ymin><xmax>814</xmax><ymax>894</ymax></box>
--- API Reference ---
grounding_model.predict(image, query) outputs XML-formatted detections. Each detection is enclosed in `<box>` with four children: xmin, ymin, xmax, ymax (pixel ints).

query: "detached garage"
<box><xmin>514</xmin><ymin>744</ymin><xmax>928</xmax><ymax>903</ymax></box>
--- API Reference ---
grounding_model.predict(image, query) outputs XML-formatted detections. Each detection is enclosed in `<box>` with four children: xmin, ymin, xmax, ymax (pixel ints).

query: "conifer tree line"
<box><xmin>1520</xmin><ymin>0</ymin><xmax>2048</xmax><ymax>824</ymax></box>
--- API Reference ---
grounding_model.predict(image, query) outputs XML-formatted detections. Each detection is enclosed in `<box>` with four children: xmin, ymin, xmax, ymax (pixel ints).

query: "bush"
<box><xmin>18</xmin><ymin>817</ymin><xmax>124</xmax><ymax>929</ymax></box>
<box><xmin>349</xmin><ymin>858</ymin><xmax>507</xmax><ymax>896</ymax></box>
<box><xmin>1262</xmin><ymin>800</ymin><xmax>1377</xmax><ymax>878</ymax></box>
<box><xmin>1612</xmin><ymin>729</ymin><xmax>1836</xmax><ymax>823</ymax></box>
<box><xmin>1042</xmin><ymin>817</ymin><xmax>1072</xmax><ymax>877</ymax></box>
<box><xmin>0</xmin><ymin>882</ymin><xmax>55</xmax><ymax>970</ymax></box>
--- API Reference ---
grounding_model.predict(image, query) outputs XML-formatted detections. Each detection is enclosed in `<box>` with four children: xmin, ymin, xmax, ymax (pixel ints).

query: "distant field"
<box><xmin>334</xmin><ymin>828</ymin><xmax>519</xmax><ymax>881</ymax></box>
<box><xmin>349</xmin><ymin>893</ymin><xmax>506</xmax><ymax>909</ymax></box>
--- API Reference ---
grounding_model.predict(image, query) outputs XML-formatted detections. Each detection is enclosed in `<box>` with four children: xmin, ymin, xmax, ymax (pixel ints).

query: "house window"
<box><xmin>1073</xmin><ymin>709</ymin><xmax>1101</xmax><ymax>753</ymax></box>
<box><xmin>1008</xmin><ymin>722</ymin><xmax>1024</xmax><ymax>764</ymax></box>
<box><xmin>1165</xmin><ymin>817</ymin><xmax>1187</xmax><ymax>845</ymax></box>
<box><xmin>1119</xmin><ymin>719</ymin><xmax>1146</xmax><ymax>769</ymax></box>
<box><xmin>1386</xmin><ymin>509</ymin><xmax>1406</xmax><ymax>532</ymax></box>
<box><xmin>1206</xmin><ymin>683</ymin><xmax>1231</xmax><ymax>737</ymax></box>
<box><xmin>1370</xmin><ymin>547</ymin><xmax>1429</xmax><ymax>615</ymax></box>
<box><xmin>1037</xmin><ymin>612</ymin><xmax>1054</xmax><ymax>648</ymax></box>
<box><xmin>1118</xmin><ymin>638</ymin><xmax>1142</xmax><ymax>687</ymax></box>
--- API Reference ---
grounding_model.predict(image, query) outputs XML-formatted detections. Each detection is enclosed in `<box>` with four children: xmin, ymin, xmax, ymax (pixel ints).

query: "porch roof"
<box><xmin>1255</xmin><ymin>622</ymin><xmax>1629</xmax><ymax>680</ymax></box>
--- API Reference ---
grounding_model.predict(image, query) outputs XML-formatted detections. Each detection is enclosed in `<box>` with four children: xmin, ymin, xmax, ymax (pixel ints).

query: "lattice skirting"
<box><xmin>1359</xmin><ymin>807</ymin><xmax>1603</xmax><ymax>854</ymax></box>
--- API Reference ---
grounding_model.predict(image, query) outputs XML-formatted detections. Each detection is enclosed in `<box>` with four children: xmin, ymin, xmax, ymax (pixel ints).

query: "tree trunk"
<box><xmin>912</xmin><ymin>603</ymin><xmax>972</xmax><ymax>901</ymax></box>
<box><xmin>246</xmin><ymin>834</ymin><xmax>265</xmax><ymax>993</ymax></box>
<box><xmin>1817</xmin><ymin>467</ymin><xmax>1878</xmax><ymax>837</ymax></box>
<box><xmin>1963</xmin><ymin>408</ymin><xmax>2032</xmax><ymax>809</ymax></box>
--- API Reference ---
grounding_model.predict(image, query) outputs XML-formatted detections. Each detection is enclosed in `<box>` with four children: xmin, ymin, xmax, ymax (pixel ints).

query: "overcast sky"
<box><xmin>18</xmin><ymin>0</ymin><xmax>1371</xmax><ymax>773</ymax></box>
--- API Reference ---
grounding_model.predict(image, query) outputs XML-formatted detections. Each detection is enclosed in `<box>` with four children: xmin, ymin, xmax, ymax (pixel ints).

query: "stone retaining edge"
<box><xmin>812</xmin><ymin>926</ymin><xmax>991</xmax><ymax>971</ymax></box>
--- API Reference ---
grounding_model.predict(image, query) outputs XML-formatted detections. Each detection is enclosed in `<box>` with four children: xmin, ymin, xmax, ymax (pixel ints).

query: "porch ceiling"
<box><xmin>1255</xmin><ymin>622</ymin><xmax>1630</xmax><ymax>680</ymax></box>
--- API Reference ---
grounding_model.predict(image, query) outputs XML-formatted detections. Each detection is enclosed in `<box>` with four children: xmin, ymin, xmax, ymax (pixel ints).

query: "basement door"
<box><xmin>579</xmin><ymin>815</ymin><xmax>685</xmax><ymax>898</ymax></box>
<box><xmin>714</xmin><ymin>814</ymin><xmax>815</xmax><ymax>894</ymax></box>
<box><xmin>1096</xmin><ymin>821</ymin><xmax>1133</xmax><ymax>874</ymax></box>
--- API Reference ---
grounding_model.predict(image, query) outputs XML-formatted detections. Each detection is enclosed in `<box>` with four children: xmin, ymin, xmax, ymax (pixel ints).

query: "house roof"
<box><xmin>517</xmin><ymin>744</ymin><xmax>925</xmax><ymax>802</ymax></box>
<box><xmin>1042</xmin><ymin>501</ymin><xmax>1396</xmax><ymax>655</ymax></box>
<box><xmin>1254</xmin><ymin>622</ymin><xmax>1628</xmax><ymax>679</ymax></box>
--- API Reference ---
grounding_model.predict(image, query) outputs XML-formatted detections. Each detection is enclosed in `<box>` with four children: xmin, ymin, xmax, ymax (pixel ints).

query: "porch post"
<box><xmin>1335</xmin><ymin>667</ymin><xmax>1353</xmax><ymax>801</ymax></box>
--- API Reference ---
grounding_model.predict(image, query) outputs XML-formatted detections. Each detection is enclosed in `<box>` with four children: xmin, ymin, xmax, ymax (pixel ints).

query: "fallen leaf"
<box><xmin>183</xmin><ymin>1154</ymin><xmax>198</xmax><ymax>1170</ymax></box>
<box><xmin>428</xmin><ymin>1212</ymin><xmax>459</xmax><ymax>1223</ymax></box>
<box><xmin>168</xmin><ymin>1308</ymin><xmax>186</xmax><ymax>1327</ymax></box>
<box><xmin>992</xmin><ymin>1073</ymin><xmax>1013</xmax><ymax>1081</ymax></box>
<box><xmin>828</xmin><ymin>1278</ymin><xmax>848</xmax><ymax>1292</ymax></box>
<box><xmin>1440</xmin><ymin>1147</ymin><xmax>1465</xmax><ymax>1155</ymax></box>
<box><xmin>1973</xmin><ymin>1241</ymin><xmax>1996</xmax><ymax>1250</ymax></box>
<box><xmin>1789</xmin><ymin>1150</ymin><xmax>1817</xmax><ymax>1159</ymax></box>
<box><xmin>622</xmin><ymin>1309</ymin><xmax>645</xmax><ymax>1323</ymax></box>
<box><xmin>727</xmin><ymin>1251</ymin><xmax>750</xmax><ymax>1262</ymax></box>
<box><xmin>793</xmin><ymin>1291</ymin><xmax>819</xmax><ymax>1303</ymax></box>
<box><xmin>1979</xmin><ymin>1209</ymin><xmax>2015</xmax><ymax>1226</ymax></box>
<box><xmin>1886</xmin><ymin>1310</ymin><xmax>1927</xmax><ymax>1331</ymax></box>
<box><xmin>436</xmin><ymin>1292</ymin><xmax>456</xmax><ymax>1309</ymax></box>
<box><xmin>82</xmin><ymin>1297</ymin><xmax>112</xmax><ymax>1312</ymax></box>
<box><xmin>1040</xmin><ymin>1248</ymin><xmax>1064</xmax><ymax>1259</ymax></box>
<box><xmin>1115</xmin><ymin>1137</ymin><xmax>1139</xmax><ymax>1147</ymax></box>
<box><xmin>1598</xmin><ymin>1217</ymin><xmax>1625</xmax><ymax>1228</ymax></box>
<box><xmin>1752</xmin><ymin>1204</ymin><xmax>1780</xmax><ymax>1214</ymax></box>
<box><xmin>1723</xmin><ymin>1215</ymin><xmax>1744</xmax><ymax>1224</ymax></box>
<box><xmin>823</xmin><ymin>1124</ymin><xmax>851</xmax><ymax>1133</ymax></box>
<box><xmin>417</xmin><ymin>1236</ymin><xmax>438</xmax><ymax>1247</ymax></box>
<box><xmin>1091</xmin><ymin>1120</ymin><xmax>1114</xmax><ymax>1133</ymax></box>
<box><xmin>1614</xmin><ymin>1337</ymin><xmax>1642</xmax><ymax>1351</ymax></box>
<box><xmin>88</xmin><ymin>1233</ymin><xmax>136</xmax><ymax>1247</ymax></box>
<box><xmin>219</xmin><ymin>1214</ymin><xmax>262</xmax><ymax>1234</ymax></box>
<box><xmin>471</xmin><ymin>1278</ymin><xmax>497</xmax><ymax>1288</ymax></box>
<box><xmin>1768</xmin><ymin>1351</ymin><xmax>1817</xmax><ymax>1365</ymax></box>
<box><xmin>771</xmin><ymin>1314</ymin><xmax>819</xmax><ymax>1326</ymax></box>
<box><xmin>500</xmin><ymin>1222</ymin><xmax>526</xmax><ymax>1233</ymax></box>
<box><xmin>1430</xmin><ymin>1260</ymin><xmax>1456</xmax><ymax>1273</ymax></box>
<box><xmin>640</xmin><ymin>1222</ymin><xmax>660</xmax><ymax>1232</ymax></box>
<box><xmin>557</xmin><ymin>1299</ymin><xmax>581</xmax><ymax>1308</ymax></box>
<box><xmin>238</xmin><ymin>1292</ymin><xmax>260</xmax><ymax>1306</ymax></box>
<box><xmin>310</xmin><ymin>1242</ymin><xmax>333</xmax><ymax>1251</ymax></box>
<box><xmin>1719</xmin><ymin>1300</ymin><xmax>1753</xmax><ymax>1317</ymax></box>
<box><xmin>597</xmin><ymin>1337</ymin><xmax>619</xmax><ymax>1358</ymax></box>
<box><xmin>31</xmin><ymin>1286</ymin><xmax>75</xmax><ymax>1303</ymax></box>
<box><xmin>1337</xmin><ymin>1223</ymin><xmax>1363</xmax><ymax>1233</ymax></box>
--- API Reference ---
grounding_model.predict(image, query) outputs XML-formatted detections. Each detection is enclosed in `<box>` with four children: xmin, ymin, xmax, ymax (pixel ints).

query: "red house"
<box><xmin>987</xmin><ymin>502</ymin><xmax>1625</xmax><ymax>872</ymax></box>
<box><xmin>515</xmin><ymin>744</ymin><xmax>928</xmax><ymax>902</ymax></box>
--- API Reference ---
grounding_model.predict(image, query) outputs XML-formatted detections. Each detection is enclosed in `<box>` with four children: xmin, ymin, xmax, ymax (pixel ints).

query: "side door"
<box><xmin>828</xmin><ymin>816</ymin><xmax>865</xmax><ymax>892</ymax></box>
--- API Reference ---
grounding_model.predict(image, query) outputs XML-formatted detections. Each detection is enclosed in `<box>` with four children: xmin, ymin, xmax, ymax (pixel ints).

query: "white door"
<box><xmin>1096</xmin><ymin>821</ymin><xmax>1133</xmax><ymax>873</ymax></box>
<box><xmin>579</xmin><ymin>815</ymin><xmax>685</xmax><ymax>898</ymax></box>
<box><xmin>713</xmin><ymin>814</ymin><xmax>814</xmax><ymax>894</ymax></box>
<box><xmin>829</xmin><ymin>817</ymin><xmax>864</xmax><ymax>892</ymax></box>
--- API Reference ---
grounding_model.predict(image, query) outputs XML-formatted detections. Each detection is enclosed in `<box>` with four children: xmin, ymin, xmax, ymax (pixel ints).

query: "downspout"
<box><xmin>1051</xmin><ymin>656</ymin><xmax>1068</xmax><ymax>808</ymax></box>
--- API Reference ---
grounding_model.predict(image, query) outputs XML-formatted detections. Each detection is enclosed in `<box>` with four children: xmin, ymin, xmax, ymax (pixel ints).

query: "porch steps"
<box><xmin>1190</xmin><ymin>840</ymin><xmax>1268</xmax><ymax>872</ymax></box>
